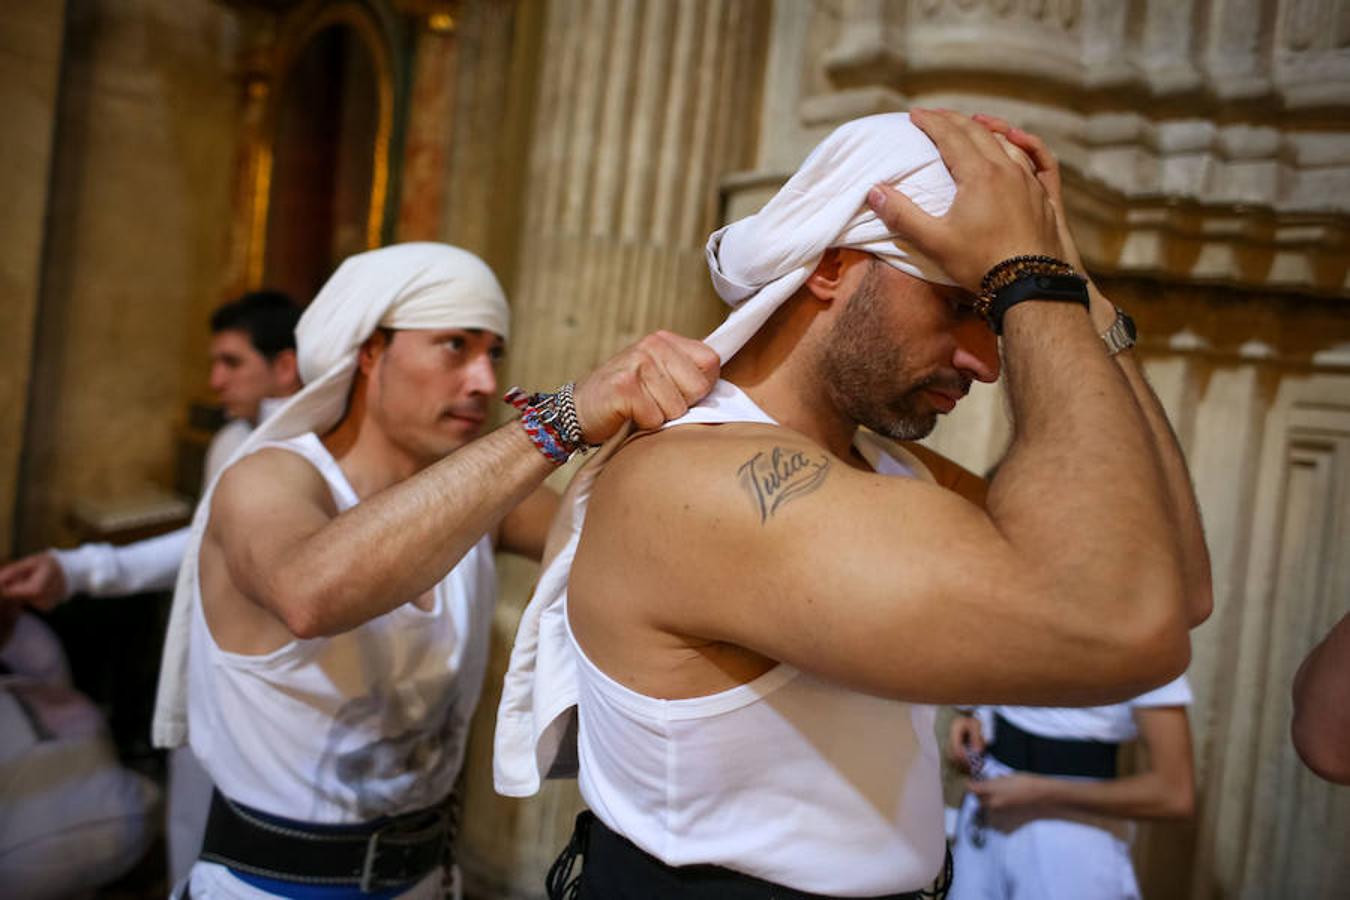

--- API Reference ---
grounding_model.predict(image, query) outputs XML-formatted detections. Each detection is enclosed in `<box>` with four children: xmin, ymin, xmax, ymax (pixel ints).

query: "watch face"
<box><xmin>1121</xmin><ymin>312</ymin><xmax>1137</xmax><ymax>341</ymax></box>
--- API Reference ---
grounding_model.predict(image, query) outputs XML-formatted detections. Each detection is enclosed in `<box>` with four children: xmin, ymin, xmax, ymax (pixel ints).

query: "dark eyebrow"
<box><xmin>429</xmin><ymin>328</ymin><xmax>506</xmax><ymax>347</ymax></box>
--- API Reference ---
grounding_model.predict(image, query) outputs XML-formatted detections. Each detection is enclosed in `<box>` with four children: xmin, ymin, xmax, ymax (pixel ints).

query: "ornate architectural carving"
<box><xmin>761</xmin><ymin>0</ymin><xmax>1350</xmax><ymax>296</ymax></box>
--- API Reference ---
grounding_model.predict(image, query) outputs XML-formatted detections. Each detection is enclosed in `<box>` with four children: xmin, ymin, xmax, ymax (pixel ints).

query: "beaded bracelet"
<box><xmin>974</xmin><ymin>254</ymin><xmax>1085</xmax><ymax>333</ymax></box>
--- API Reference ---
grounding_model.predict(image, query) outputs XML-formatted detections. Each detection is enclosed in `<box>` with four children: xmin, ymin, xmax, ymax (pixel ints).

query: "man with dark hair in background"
<box><xmin>0</xmin><ymin>290</ymin><xmax>303</xmax><ymax>885</ymax></box>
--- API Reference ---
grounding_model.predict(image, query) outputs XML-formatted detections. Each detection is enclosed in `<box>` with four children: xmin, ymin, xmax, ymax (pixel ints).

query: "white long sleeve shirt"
<box><xmin>51</xmin><ymin>399</ymin><xmax>283</xmax><ymax>600</ymax></box>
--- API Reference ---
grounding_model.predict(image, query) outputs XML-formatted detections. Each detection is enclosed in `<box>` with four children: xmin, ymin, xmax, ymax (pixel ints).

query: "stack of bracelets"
<box><xmin>504</xmin><ymin>381</ymin><xmax>592</xmax><ymax>466</ymax></box>
<box><xmin>973</xmin><ymin>254</ymin><xmax>1090</xmax><ymax>334</ymax></box>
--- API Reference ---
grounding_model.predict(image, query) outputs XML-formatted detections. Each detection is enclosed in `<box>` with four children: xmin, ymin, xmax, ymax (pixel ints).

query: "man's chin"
<box><xmin>876</xmin><ymin>413</ymin><xmax>937</xmax><ymax>442</ymax></box>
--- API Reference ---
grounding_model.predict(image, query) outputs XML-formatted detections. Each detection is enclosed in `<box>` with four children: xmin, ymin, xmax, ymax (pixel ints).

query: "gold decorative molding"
<box><xmin>240</xmin><ymin>0</ymin><xmax>397</xmax><ymax>287</ymax></box>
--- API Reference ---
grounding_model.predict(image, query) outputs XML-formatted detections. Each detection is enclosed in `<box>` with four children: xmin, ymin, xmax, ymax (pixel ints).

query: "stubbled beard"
<box><xmin>819</xmin><ymin>262</ymin><xmax>943</xmax><ymax>442</ymax></box>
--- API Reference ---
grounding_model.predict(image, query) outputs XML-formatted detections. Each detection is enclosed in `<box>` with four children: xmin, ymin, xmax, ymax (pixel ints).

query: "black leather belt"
<box><xmin>548</xmin><ymin>811</ymin><xmax>942</xmax><ymax>899</ymax></box>
<box><xmin>989</xmin><ymin>713</ymin><xmax>1119</xmax><ymax>779</ymax></box>
<box><xmin>200</xmin><ymin>789</ymin><xmax>448</xmax><ymax>892</ymax></box>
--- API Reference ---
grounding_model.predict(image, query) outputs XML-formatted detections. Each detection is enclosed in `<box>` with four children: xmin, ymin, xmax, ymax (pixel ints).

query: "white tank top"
<box><xmin>568</xmin><ymin>381</ymin><xmax>946</xmax><ymax>896</ymax></box>
<box><xmin>187</xmin><ymin>433</ymin><xmax>497</xmax><ymax>823</ymax></box>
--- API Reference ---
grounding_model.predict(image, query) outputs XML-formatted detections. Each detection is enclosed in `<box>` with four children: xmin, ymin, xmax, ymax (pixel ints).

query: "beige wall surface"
<box><xmin>15</xmin><ymin>0</ymin><xmax>242</xmax><ymax>552</ymax></box>
<box><xmin>0</xmin><ymin>3</ymin><xmax>67</xmax><ymax>555</ymax></box>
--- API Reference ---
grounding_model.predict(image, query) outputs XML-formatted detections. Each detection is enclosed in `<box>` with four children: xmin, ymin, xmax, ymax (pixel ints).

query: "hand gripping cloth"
<box><xmin>494</xmin><ymin>112</ymin><xmax>958</xmax><ymax>796</ymax></box>
<box><xmin>152</xmin><ymin>242</ymin><xmax>510</xmax><ymax>748</ymax></box>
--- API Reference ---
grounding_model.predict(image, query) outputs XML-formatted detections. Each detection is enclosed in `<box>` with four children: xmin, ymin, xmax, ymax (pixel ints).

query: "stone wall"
<box><xmin>14</xmin><ymin>0</ymin><xmax>243</xmax><ymax>553</ymax></box>
<box><xmin>0</xmin><ymin>3</ymin><xmax>67</xmax><ymax>555</ymax></box>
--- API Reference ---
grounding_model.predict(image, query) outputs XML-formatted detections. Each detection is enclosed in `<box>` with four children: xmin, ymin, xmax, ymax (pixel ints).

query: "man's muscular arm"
<box><xmin>982</xmin><ymin>116</ymin><xmax>1212</xmax><ymax>625</ymax></box>
<box><xmin>210</xmin><ymin>332</ymin><xmax>718</xmax><ymax>641</ymax></box>
<box><xmin>577</xmin><ymin>111</ymin><xmax>1189</xmax><ymax>706</ymax></box>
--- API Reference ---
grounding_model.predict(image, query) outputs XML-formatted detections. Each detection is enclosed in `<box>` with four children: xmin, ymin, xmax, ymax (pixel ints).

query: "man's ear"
<box><xmin>270</xmin><ymin>348</ymin><xmax>300</xmax><ymax>392</ymax></box>
<box><xmin>357</xmin><ymin>330</ymin><xmax>389</xmax><ymax>376</ymax></box>
<box><xmin>803</xmin><ymin>248</ymin><xmax>853</xmax><ymax>304</ymax></box>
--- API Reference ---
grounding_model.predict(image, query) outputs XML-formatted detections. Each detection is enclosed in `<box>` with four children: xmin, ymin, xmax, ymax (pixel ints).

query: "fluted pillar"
<box><xmin>454</xmin><ymin>1</ymin><xmax>768</xmax><ymax>896</ymax></box>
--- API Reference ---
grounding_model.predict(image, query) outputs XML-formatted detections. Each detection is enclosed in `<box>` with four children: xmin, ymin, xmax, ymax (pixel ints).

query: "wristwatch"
<box><xmin>1100</xmin><ymin>307</ymin><xmax>1137</xmax><ymax>356</ymax></box>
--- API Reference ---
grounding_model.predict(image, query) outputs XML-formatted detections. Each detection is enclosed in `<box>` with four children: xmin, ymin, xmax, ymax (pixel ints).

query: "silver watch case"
<box><xmin>1101</xmin><ymin>308</ymin><xmax>1137</xmax><ymax>356</ymax></box>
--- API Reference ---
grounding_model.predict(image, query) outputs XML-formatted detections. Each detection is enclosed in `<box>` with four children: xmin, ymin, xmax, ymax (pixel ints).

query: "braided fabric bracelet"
<box><xmin>504</xmin><ymin>384</ymin><xmax>586</xmax><ymax>466</ymax></box>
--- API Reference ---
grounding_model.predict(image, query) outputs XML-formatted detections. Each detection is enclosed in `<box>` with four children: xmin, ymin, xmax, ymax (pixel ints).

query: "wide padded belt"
<box><xmin>200</xmin><ymin>789</ymin><xmax>448</xmax><ymax>892</ymax></box>
<box><xmin>547</xmin><ymin>811</ymin><xmax>938</xmax><ymax>900</ymax></box>
<box><xmin>989</xmin><ymin>713</ymin><xmax>1119</xmax><ymax>779</ymax></box>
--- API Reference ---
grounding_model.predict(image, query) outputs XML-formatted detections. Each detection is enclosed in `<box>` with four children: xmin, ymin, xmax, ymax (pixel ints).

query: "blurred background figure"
<box><xmin>0</xmin><ymin>610</ymin><xmax>159</xmax><ymax>898</ymax></box>
<box><xmin>0</xmin><ymin>292</ymin><xmax>301</xmax><ymax>612</ymax></box>
<box><xmin>0</xmin><ymin>291</ymin><xmax>301</xmax><ymax>888</ymax></box>
<box><xmin>946</xmin><ymin>680</ymin><xmax>1195</xmax><ymax>900</ymax></box>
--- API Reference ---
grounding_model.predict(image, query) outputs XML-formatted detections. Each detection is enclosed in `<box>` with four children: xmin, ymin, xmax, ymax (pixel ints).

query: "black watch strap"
<box><xmin>990</xmin><ymin>273</ymin><xmax>1091</xmax><ymax>335</ymax></box>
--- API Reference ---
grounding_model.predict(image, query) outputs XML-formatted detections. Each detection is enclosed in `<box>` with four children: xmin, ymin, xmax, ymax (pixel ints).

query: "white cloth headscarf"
<box><xmin>152</xmin><ymin>242</ymin><xmax>510</xmax><ymax>748</ymax></box>
<box><xmin>493</xmin><ymin>113</ymin><xmax>958</xmax><ymax>796</ymax></box>
<box><xmin>704</xmin><ymin>111</ymin><xmax>956</xmax><ymax>361</ymax></box>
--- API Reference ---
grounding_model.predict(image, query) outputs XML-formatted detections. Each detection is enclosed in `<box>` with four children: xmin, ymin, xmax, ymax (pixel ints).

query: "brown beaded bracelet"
<box><xmin>974</xmin><ymin>254</ymin><xmax>1081</xmax><ymax>330</ymax></box>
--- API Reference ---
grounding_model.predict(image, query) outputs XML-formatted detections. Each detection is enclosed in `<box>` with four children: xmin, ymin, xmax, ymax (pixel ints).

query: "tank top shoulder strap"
<box><xmin>252</xmin><ymin>433</ymin><xmax>360</xmax><ymax>512</ymax></box>
<box><xmin>659</xmin><ymin>380</ymin><xmax>778</xmax><ymax>430</ymax></box>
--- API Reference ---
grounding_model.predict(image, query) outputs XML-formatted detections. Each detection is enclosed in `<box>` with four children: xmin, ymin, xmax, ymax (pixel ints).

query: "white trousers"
<box><xmin>948</xmin><ymin>760</ymin><xmax>1140</xmax><ymax>900</ymax></box>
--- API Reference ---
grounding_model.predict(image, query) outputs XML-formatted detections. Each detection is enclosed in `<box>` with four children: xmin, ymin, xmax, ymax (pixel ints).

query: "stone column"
<box><xmin>0</xmin><ymin>3</ymin><xmax>66</xmax><ymax>554</ymax></box>
<box><xmin>395</xmin><ymin>15</ymin><xmax>458</xmax><ymax>242</ymax></box>
<box><xmin>216</xmin><ymin>7</ymin><xmax>283</xmax><ymax>301</ymax></box>
<box><xmin>456</xmin><ymin>1</ymin><xmax>768</xmax><ymax>896</ymax></box>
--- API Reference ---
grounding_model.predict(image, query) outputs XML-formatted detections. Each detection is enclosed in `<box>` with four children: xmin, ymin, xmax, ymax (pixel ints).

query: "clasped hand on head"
<box><xmin>866</xmin><ymin>108</ymin><xmax>1070</xmax><ymax>292</ymax></box>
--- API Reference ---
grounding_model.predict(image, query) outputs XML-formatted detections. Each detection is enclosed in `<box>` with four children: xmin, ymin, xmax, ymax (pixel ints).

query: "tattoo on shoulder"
<box><xmin>737</xmin><ymin>446</ymin><xmax>831</xmax><ymax>524</ymax></box>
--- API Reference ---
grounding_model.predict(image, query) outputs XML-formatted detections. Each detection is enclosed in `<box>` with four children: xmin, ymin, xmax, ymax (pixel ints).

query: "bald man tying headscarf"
<box><xmin>495</xmin><ymin>111</ymin><xmax>1210</xmax><ymax>898</ymax></box>
<box><xmin>156</xmin><ymin>243</ymin><xmax>718</xmax><ymax>899</ymax></box>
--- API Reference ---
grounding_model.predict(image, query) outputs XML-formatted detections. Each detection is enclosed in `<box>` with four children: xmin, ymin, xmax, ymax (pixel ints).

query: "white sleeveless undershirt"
<box><xmin>567</xmin><ymin>381</ymin><xmax>946</xmax><ymax>896</ymax></box>
<box><xmin>187</xmin><ymin>433</ymin><xmax>497</xmax><ymax>824</ymax></box>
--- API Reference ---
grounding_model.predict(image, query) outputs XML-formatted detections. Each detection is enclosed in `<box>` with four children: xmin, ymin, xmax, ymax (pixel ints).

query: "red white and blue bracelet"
<box><xmin>504</xmin><ymin>381</ymin><xmax>590</xmax><ymax>466</ymax></box>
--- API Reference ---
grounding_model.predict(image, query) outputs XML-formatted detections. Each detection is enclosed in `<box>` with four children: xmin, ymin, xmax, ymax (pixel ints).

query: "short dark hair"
<box><xmin>210</xmin><ymin>290</ymin><xmax>301</xmax><ymax>360</ymax></box>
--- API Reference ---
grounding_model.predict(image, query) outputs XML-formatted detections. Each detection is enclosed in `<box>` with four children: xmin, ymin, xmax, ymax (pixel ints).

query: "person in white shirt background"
<box><xmin>0</xmin><ymin>289</ymin><xmax>302</xmax><ymax>886</ymax></box>
<box><xmin>945</xmin><ymin>677</ymin><xmax>1196</xmax><ymax>900</ymax></box>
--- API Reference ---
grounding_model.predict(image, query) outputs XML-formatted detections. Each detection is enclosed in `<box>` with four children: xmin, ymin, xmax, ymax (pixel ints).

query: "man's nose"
<box><xmin>209</xmin><ymin>364</ymin><xmax>229</xmax><ymax>394</ymax></box>
<box><xmin>953</xmin><ymin>317</ymin><xmax>1000</xmax><ymax>384</ymax></box>
<box><xmin>465</xmin><ymin>352</ymin><xmax>498</xmax><ymax>396</ymax></box>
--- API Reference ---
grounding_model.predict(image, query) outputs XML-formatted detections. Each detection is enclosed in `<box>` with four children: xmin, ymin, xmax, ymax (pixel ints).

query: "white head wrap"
<box><xmin>703</xmin><ymin>112</ymin><xmax>956</xmax><ymax>361</ymax></box>
<box><xmin>152</xmin><ymin>242</ymin><xmax>510</xmax><ymax>748</ymax></box>
<box><xmin>493</xmin><ymin>113</ymin><xmax>961</xmax><ymax>797</ymax></box>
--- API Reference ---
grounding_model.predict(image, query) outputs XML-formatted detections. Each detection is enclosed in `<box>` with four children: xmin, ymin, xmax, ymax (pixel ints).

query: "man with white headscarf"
<box><xmin>161</xmin><ymin>242</ymin><xmax>718</xmax><ymax>899</ymax></box>
<box><xmin>493</xmin><ymin>111</ymin><xmax>1210</xmax><ymax>897</ymax></box>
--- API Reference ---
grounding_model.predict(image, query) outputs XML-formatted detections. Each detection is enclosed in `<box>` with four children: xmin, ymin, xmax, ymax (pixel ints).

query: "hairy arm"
<box><xmin>580</xmin><ymin>422</ymin><xmax>1185</xmax><ymax>706</ymax></box>
<box><xmin>983</xmin><ymin>116</ymin><xmax>1212</xmax><ymax>625</ymax></box>
<box><xmin>970</xmin><ymin>706</ymin><xmax>1196</xmax><ymax>820</ymax></box>
<box><xmin>209</xmin><ymin>331</ymin><xmax>719</xmax><ymax>641</ymax></box>
<box><xmin>209</xmin><ymin>423</ymin><xmax>554</xmax><ymax>641</ymax></box>
<box><xmin>496</xmin><ymin>484</ymin><xmax>562</xmax><ymax>561</ymax></box>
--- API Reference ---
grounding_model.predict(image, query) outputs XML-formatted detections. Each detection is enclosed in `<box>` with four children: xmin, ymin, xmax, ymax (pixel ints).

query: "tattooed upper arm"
<box><xmin>736</xmin><ymin>445</ymin><xmax>832</xmax><ymax>523</ymax></box>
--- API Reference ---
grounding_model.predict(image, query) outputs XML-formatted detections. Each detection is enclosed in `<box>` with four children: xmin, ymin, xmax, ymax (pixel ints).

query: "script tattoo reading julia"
<box><xmin>738</xmin><ymin>446</ymin><xmax>831</xmax><ymax>524</ymax></box>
